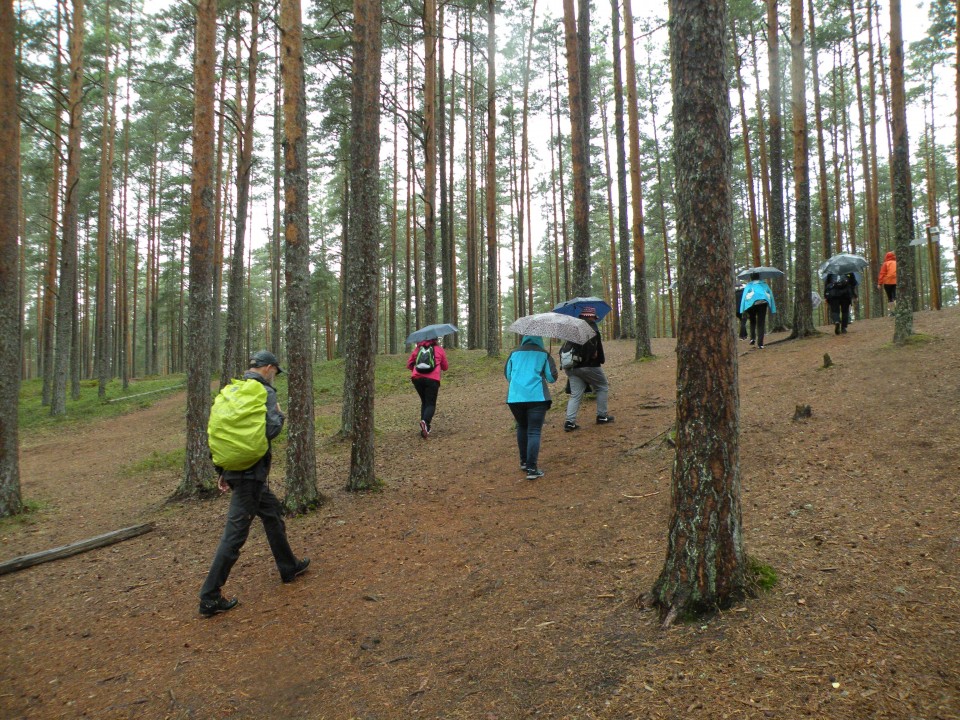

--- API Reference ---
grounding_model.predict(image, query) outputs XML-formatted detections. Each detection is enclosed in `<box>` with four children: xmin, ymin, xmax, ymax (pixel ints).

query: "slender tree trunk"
<box><xmin>0</xmin><ymin>0</ymin><xmax>22</xmax><ymax>516</ymax></box>
<box><xmin>390</xmin><ymin>48</ymin><xmax>400</xmax><ymax>355</ymax></box>
<box><xmin>807</xmin><ymin>0</ymin><xmax>831</xmax><ymax>264</ymax></box>
<box><xmin>438</xmin><ymin>6</ymin><xmax>451</xmax><ymax>342</ymax></box>
<box><xmin>272</xmin><ymin>23</ymin><xmax>282</xmax><ymax>355</ymax></box>
<box><xmin>485</xmin><ymin>1</ymin><xmax>499</xmax><ymax>356</ymax></box>
<box><xmin>599</xmin><ymin>96</ymin><xmax>620</xmax><ymax>336</ymax></box>
<box><xmin>789</xmin><ymin>0</ymin><xmax>815</xmax><ymax>337</ymax></box>
<box><xmin>749</xmin><ymin>23</ymin><xmax>772</xmax><ymax>263</ymax></box>
<box><xmin>866</xmin><ymin>0</ymin><xmax>883</xmax><ymax>316</ymax></box>
<box><xmin>610</xmin><ymin>0</ymin><xmax>634</xmax><ymax>338</ymax></box>
<box><xmin>766</xmin><ymin>0</ymin><xmax>788</xmax><ymax>331</ymax></box>
<box><xmin>623</xmin><ymin>0</ymin><xmax>651</xmax><ymax>357</ymax></box>
<box><xmin>562</xmin><ymin>0</ymin><xmax>591</xmax><ymax>296</ymax></box>
<box><xmin>422</xmin><ymin>0</ymin><xmax>438</xmax><ymax>325</ymax></box>
<box><xmin>552</xmin><ymin>40</ymin><xmax>571</xmax><ymax>299</ymax></box>
<box><xmin>221</xmin><ymin>5</ymin><xmax>259</xmax><ymax>387</ymax></box>
<box><xmin>211</xmin><ymin>54</ymin><xmax>228</xmax><ymax>370</ymax></box>
<box><xmin>647</xmin><ymin>56</ymin><xmax>675</xmax><ymax>338</ymax></box>
<box><xmin>280</xmin><ymin>0</ymin><xmax>321</xmax><ymax>507</ymax></box>
<box><xmin>651</xmin><ymin>0</ymin><xmax>745</xmax><ymax>626</ymax></box>
<box><xmin>732</xmin><ymin>20</ymin><xmax>762</xmax><ymax>266</ymax></box>
<box><xmin>889</xmin><ymin>0</ymin><xmax>914</xmax><ymax>343</ymax></box>
<box><xmin>51</xmin><ymin>0</ymin><xmax>84</xmax><ymax>416</ymax></box>
<box><xmin>42</xmin><ymin>1</ymin><xmax>63</xmax><ymax>405</ymax></box>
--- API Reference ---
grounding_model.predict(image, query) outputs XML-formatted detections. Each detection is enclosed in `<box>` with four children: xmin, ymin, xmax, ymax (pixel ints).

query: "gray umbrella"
<box><xmin>818</xmin><ymin>253</ymin><xmax>868</xmax><ymax>280</ymax></box>
<box><xmin>405</xmin><ymin>323</ymin><xmax>459</xmax><ymax>345</ymax></box>
<box><xmin>737</xmin><ymin>266</ymin><xmax>786</xmax><ymax>281</ymax></box>
<box><xmin>507</xmin><ymin>312</ymin><xmax>595</xmax><ymax>344</ymax></box>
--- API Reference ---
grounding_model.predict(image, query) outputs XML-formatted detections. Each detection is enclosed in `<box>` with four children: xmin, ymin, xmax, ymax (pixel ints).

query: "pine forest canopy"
<box><xmin>10</xmin><ymin>0</ymin><xmax>959</xmax><ymax>384</ymax></box>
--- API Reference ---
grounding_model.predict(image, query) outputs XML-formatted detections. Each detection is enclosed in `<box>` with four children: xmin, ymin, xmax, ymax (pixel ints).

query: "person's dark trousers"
<box><xmin>829</xmin><ymin>299</ymin><xmax>852</xmax><ymax>330</ymax></box>
<box><xmin>411</xmin><ymin>377</ymin><xmax>440</xmax><ymax>430</ymax></box>
<box><xmin>509</xmin><ymin>401</ymin><xmax>549</xmax><ymax>470</ymax></box>
<box><xmin>738</xmin><ymin>312</ymin><xmax>748</xmax><ymax>339</ymax></box>
<box><xmin>747</xmin><ymin>303</ymin><xmax>768</xmax><ymax>345</ymax></box>
<box><xmin>200</xmin><ymin>476</ymin><xmax>298</xmax><ymax>603</ymax></box>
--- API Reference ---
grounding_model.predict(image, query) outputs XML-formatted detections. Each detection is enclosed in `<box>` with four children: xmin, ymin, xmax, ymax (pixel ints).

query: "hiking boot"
<box><xmin>526</xmin><ymin>467</ymin><xmax>545</xmax><ymax>480</ymax></box>
<box><xmin>563</xmin><ymin>420</ymin><xmax>579</xmax><ymax>432</ymax></box>
<box><xmin>749</xmin><ymin>339</ymin><xmax>755</xmax><ymax>345</ymax></box>
<box><xmin>757</xmin><ymin>344</ymin><xmax>764</xmax><ymax>349</ymax></box>
<box><xmin>520</xmin><ymin>462</ymin><xmax>528</xmax><ymax>472</ymax></box>
<box><xmin>419</xmin><ymin>420</ymin><xmax>429</xmax><ymax>439</ymax></box>
<box><xmin>841</xmin><ymin>327</ymin><xmax>847</xmax><ymax>334</ymax></box>
<box><xmin>282</xmin><ymin>558</ymin><xmax>311</xmax><ymax>583</ymax></box>
<box><xmin>596</xmin><ymin>414</ymin><xmax>615</xmax><ymax>424</ymax></box>
<box><xmin>834</xmin><ymin>322</ymin><xmax>840</xmax><ymax>335</ymax></box>
<box><xmin>199</xmin><ymin>596</ymin><xmax>238</xmax><ymax>617</ymax></box>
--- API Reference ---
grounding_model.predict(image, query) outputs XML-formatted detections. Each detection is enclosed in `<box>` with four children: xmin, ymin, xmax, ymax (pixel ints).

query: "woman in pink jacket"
<box><xmin>406</xmin><ymin>339</ymin><xmax>449</xmax><ymax>438</ymax></box>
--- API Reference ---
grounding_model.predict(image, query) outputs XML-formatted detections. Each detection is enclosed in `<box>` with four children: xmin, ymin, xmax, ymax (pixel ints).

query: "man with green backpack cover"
<box><xmin>199</xmin><ymin>350</ymin><xmax>309</xmax><ymax>617</ymax></box>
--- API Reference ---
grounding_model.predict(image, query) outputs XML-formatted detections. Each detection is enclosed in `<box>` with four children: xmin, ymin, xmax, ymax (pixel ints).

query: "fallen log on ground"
<box><xmin>0</xmin><ymin>522</ymin><xmax>154</xmax><ymax>576</ymax></box>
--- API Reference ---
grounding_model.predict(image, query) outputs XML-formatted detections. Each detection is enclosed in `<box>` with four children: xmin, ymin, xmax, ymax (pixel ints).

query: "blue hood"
<box><xmin>521</xmin><ymin>335</ymin><xmax>545</xmax><ymax>350</ymax></box>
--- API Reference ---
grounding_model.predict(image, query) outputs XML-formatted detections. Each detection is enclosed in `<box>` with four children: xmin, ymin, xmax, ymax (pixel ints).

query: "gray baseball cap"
<box><xmin>249</xmin><ymin>350</ymin><xmax>284</xmax><ymax>374</ymax></box>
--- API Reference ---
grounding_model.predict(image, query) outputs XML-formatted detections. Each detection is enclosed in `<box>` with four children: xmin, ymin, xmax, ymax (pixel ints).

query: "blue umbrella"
<box><xmin>405</xmin><ymin>323</ymin><xmax>459</xmax><ymax>345</ymax></box>
<box><xmin>551</xmin><ymin>296</ymin><xmax>612</xmax><ymax>322</ymax></box>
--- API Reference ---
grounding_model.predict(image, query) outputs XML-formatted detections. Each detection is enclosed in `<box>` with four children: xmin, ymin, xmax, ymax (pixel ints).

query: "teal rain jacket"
<box><xmin>504</xmin><ymin>335</ymin><xmax>558</xmax><ymax>404</ymax></box>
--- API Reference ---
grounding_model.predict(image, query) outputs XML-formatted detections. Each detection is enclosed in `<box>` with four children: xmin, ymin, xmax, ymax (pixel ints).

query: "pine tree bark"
<box><xmin>807</xmin><ymin>0</ymin><xmax>831</xmax><ymax>263</ymax></box>
<box><xmin>422</xmin><ymin>0</ymin><xmax>438</xmax><ymax>326</ymax></box>
<box><xmin>280</xmin><ymin>0</ymin><xmax>322</xmax><ymax>506</ymax></box>
<box><xmin>51</xmin><ymin>0</ymin><xmax>84</xmax><ymax>417</ymax></box>
<box><xmin>766</xmin><ymin>0</ymin><xmax>788</xmax><ymax>331</ymax></box>
<box><xmin>651</xmin><ymin>0</ymin><xmax>746</xmax><ymax>625</ymax></box>
<box><xmin>562</xmin><ymin>0</ymin><xmax>591</xmax><ymax>296</ymax></box>
<box><xmin>95</xmin><ymin>0</ymin><xmax>113</xmax><ymax>399</ymax></box>
<box><xmin>610</xmin><ymin>0</ymin><xmax>634</xmax><ymax>338</ymax></box>
<box><xmin>42</xmin><ymin>2</ymin><xmax>63</xmax><ymax>405</ymax></box>
<box><xmin>221</xmin><ymin>5</ymin><xmax>259</xmax><ymax>387</ymax></box>
<box><xmin>622</xmin><ymin>0</ymin><xmax>651</xmax><ymax>357</ymax></box>
<box><xmin>732</xmin><ymin>20</ymin><xmax>762</xmax><ymax>267</ymax></box>
<box><xmin>485</xmin><ymin>1</ymin><xmax>499</xmax><ymax>356</ymax></box>
<box><xmin>789</xmin><ymin>0</ymin><xmax>815</xmax><ymax>337</ymax></box>
<box><xmin>438</xmin><ymin>6</ymin><xmax>451</xmax><ymax>342</ymax></box>
<box><xmin>177</xmin><ymin>0</ymin><xmax>218</xmax><ymax>498</ymax></box>
<box><xmin>0</xmin><ymin>0</ymin><xmax>22</xmax><ymax>517</ymax></box>
<box><xmin>889</xmin><ymin>0</ymin><xmax>914</xmax><ymax>343</ymax></box>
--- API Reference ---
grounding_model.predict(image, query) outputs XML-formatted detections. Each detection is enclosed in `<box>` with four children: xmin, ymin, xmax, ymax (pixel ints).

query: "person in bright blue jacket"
<box><xmin>504</xmin><ymin>335</ymin><xmax>558</xmax><ymax>480</ymax></box>
<box><xmin>739</xmin><ymin>273</ymin><xmax>776</xmax><ymax>349</ymax></box>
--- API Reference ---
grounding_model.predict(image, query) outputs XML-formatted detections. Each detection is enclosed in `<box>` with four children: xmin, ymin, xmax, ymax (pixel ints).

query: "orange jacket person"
<box><xmin>877</xmin><ymin>251</ymin><xmax>897</xmax><ymax>315</ymax></box>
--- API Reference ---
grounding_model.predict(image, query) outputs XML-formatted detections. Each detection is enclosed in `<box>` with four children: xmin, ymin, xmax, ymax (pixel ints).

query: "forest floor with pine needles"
<box><xmin>2</xmin><ymin>307</ymin><xmax>959</xmax><ymax>720</ymax></box>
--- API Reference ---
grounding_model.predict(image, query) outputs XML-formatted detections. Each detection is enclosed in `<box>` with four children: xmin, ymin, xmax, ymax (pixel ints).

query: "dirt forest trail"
<box><xmin>2</xmin><ymin>309</ymin><xmax>959</xmax><ymax>719</ymax></box>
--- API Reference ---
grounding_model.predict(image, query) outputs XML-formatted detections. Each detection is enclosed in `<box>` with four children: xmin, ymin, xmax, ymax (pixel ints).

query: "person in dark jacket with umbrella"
<box><xmin>563</xmin><ymin>307</ymin><xmax>614</xmax><ymax>431</ymax></box>
<box><xmin>407</xmin><ymin>338</ymin><xmax>449</xmax><ymax>438</ymax></box>
<box><xmin>505</xmin><ymin>335</ymin><xmax>557</xmax><ymax>480</ymax></box>
<box><xmin>824</xmin><ymin>272</ymin><xmax>858</xmax><ymax>334</ymax></box>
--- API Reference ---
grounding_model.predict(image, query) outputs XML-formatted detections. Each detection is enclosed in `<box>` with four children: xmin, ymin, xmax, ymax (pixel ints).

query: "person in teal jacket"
<box><xmin>504</xmin><ymin>335</ymin><xmax>558</xmax><ymax>480</ymax></box>
<box><xmin>739</xmin><ymin>273</ymin><xmax>776</xmax><ymax>349</ymax></box>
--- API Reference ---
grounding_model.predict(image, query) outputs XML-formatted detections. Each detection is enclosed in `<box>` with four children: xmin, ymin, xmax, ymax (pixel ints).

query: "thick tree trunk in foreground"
<box><xmin>177</xmin><ymin>0</ymin><xmax>217</xmax><ymax>498</ymax></box>
<box><xmin>888</xmin><ymin>0</ymin><xmax>914</xmax><ymax>344</ymax></box>
<box><xmin>280</xmin><ymin>0</ymin><xmax>321</xmax><ymax>507</ymax></box>
<box><xmin>343</xmin><ymin>0</ymin><xmax>382</xmax><ymax>490</ymax></box>
<box><xmin>0</xmin><ymin>0</ymin><xmax>22</xmax><ymax>517</ymax></box>
<box><xmin>651</xmin><ymin>0</ymin><xmax>746</xmax><ymax>625</ymax></box>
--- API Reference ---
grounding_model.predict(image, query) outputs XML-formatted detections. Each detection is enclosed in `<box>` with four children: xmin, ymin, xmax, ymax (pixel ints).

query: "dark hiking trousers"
<box><xmin>509</xmin><ymin>401</ymin><xmax>550</xmax><ymax>471</ymax></box>
<box><xmin>747</xmin><ymin>302</ymin><xmax>768</xmax><ymax>346</ymax></box>
<box><xmin>412</xmin><ymin>377</ymin><xmax>440</xmax><ymax>430</ymax></box>
<box><xmin>200</xmin><ymin>476</ymin><xmax>298</xmax><ymax>603</ymax></box>
<box><xmin>829</xmin><ymin>298</ymin><xmax>852</xmax><ymax>330</ymax></box>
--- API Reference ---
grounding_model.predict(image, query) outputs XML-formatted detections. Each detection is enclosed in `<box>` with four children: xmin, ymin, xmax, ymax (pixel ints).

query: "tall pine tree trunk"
<box><xmin>422</xmin><ymin>0</ymin><xmax>438</xmax><ymax>326</ymax></box>
<box><xmin>95</xmin><ymin>0</ymin><xmax>113</xmax><ymax>399</ymax></box>
<box><xmin>177</xmin><ymin>0</ymin><xmax>218</xmax><ymax>498</ymax></box>
<box><xmin>623</xmin><ymin>0</ymin><xmax>651</xmax><ymax>357</ymax></box>
<box><xmin>280</xmin><ymin>0</ymin><xmax>321</xmax><ymax>506</ymax></box>
<box><xmin>889</xmin><ymin>0</ymin><xmax>914</xmax><ymax>343</ymax></box>
<box><xmin>610</xmin><ymin>0</ymin><xmax>634</xmax><ymax>338</ymax></box>
<box><xmin>485</xmin><ymin>1</ymin><xmax>499</xmax><ymax>356</ymax></box>
<box><xmin>51</xmin><ymin>0</ymin><xmax>84</xmax><ymax>417</ymax></box>
<box><xmin>562</xmin><ymin>0</ymin><xmax>591</xmax><ymax>296</ymax></box>
<box><xmin>651</xmin><ymin>0</ymin><xmax>746</xmax><ymax>626</ymax></box>
<box><xmin>766</xmin><ymin>0</ymin><xmax>788</xmax><ymax>331</ymax></box>
<box><xmin>42</xmin><ymin>2</ymin><xmax>63</xmax><ymax>405</ymax></box>
<box><xmin>807</xmin><ymin>0</ymin><xmax>831</xmax><ymax>263</ymax></box>
<box><xmin>789</xmin><ymin>0</ymin><xmax>815</xmax><ymax>337</ymax></box>
<box><xmin>0</xmin><ymin>0</ymin><xmax>22</xmax><ymax>516</ymax></box>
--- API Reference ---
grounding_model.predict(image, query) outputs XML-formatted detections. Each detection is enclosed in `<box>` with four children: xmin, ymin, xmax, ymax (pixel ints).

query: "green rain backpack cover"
<box><xmin>208</xmin><ymin>379</ymin><xmax>269</xmax><ymax>471</ymax></box>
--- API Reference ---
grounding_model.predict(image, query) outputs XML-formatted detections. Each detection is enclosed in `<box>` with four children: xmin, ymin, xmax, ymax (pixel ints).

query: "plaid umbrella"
<box><xmin>507</xmin><ymin>312</ymin><xmax>595</xmax><ymax>344</ymax></box>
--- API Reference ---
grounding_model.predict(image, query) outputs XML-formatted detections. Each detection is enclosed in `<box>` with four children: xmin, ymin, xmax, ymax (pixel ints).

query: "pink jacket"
<box><xmin>407</xmin><ymin>340</ymin><xmax>449</xmax><ymax>382</ymax></box>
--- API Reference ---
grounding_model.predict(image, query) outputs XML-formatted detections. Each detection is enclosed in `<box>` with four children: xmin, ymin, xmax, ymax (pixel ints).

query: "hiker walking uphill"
<box><xmin>561</xmin><ymin>306</ymin><xmax>614</xmax><ymax>431</ymax></box>
<box><xmin>739</xmin><ymin>273</ymin><xmax>776</xmax><ymax>349</ymax></box>
<box><xmin>504</xmin><ymin>335</ymin><xmax>557</xmax><ymax>480</ymax></box>
<box><xmin>407</xmin><ymin>338</ymin><xmax>449</xmax><ymax>438</ymax></box>
<box><xmin>199</xmin><ymin>350</ymin><xmax>310</xmax><ymax>618</ymax></box>
<box><xmin>825</xmin><ymin>272</ymin><xmax>858</xmax><ymax>334</ymax></box>
<box><xmin>878</xmin><ymin>251</ymin><xmax>897</xmax><ymax>316</ymax></box>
